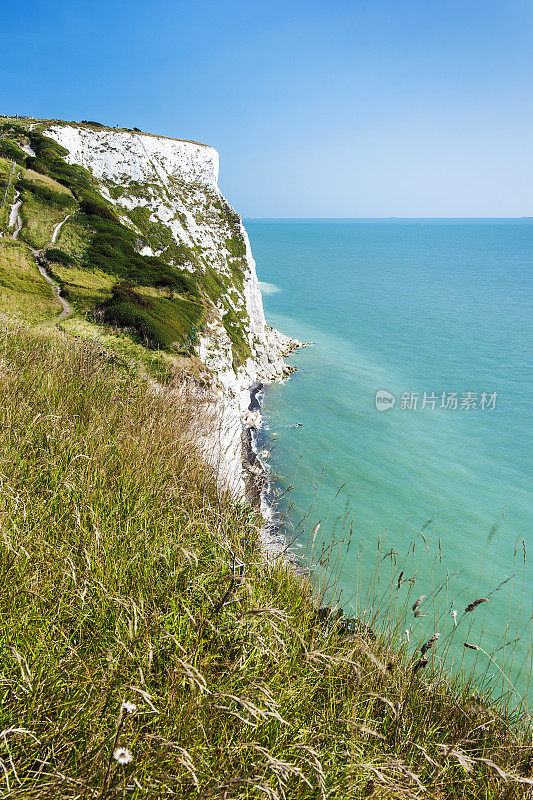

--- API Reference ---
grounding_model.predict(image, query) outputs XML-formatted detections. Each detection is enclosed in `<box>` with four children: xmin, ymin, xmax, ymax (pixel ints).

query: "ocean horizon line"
<box><xmin>244</xmin><ymin>216</ymin><xmax>533</xmax><ymax>223</ymax></box>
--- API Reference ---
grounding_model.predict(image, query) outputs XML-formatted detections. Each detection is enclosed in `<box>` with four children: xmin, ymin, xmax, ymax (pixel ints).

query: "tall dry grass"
<box><xmin>0</xmin><ymin>321</ymin><xmax>531</xmax><ymax>798</ymax></box>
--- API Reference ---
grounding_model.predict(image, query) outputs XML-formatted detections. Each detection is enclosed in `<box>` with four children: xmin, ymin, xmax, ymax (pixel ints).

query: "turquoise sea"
<box><xmin>246</xmin><ymin>219</ymin><xmax>532</xmax><ymax>702</ymax></box>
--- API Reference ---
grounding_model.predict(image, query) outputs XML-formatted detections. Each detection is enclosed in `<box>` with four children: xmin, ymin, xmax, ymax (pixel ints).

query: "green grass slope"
<box><xmin>0</xmin><ymin>322</ymin><xmax>530</xmax><ymax>799</ymax></box>
<box><xmin>0</xmin><ymin>239</ymin><xmax>61</xmax><ymax>322</ymax></box>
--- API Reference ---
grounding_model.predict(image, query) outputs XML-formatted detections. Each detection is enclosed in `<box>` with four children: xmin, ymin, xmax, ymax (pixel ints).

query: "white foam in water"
<box><xmin>259</xmin><ymin>281</ymin><xmax>282</xmax><ymax>295</ymax></box>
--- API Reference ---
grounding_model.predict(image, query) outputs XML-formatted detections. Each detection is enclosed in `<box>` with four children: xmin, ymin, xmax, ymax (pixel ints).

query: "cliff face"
<box><xmin>44</xmin><ymin>125</ymin><xmax>295</xmax><ymax>399</ymax></box>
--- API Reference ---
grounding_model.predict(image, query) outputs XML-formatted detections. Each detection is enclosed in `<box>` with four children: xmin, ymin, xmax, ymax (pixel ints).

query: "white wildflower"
<box><xmin>122</xmin><ymin>701</ymin><xmax>137</xmax><ymax>714</ymax></box>
<box><xmin>113</xmin><ymin>747</ymin><xmax>133</xmax><ymax>765</ymax></box>
<box><xmin>451</xmin><ymin>609</ymin><xmax>458</xmax><ymax>627</ymax></box>
<box><xmin>404</xmin><ymin>629</ymin><xmax>410</xmax><ymax>643</ymax></box>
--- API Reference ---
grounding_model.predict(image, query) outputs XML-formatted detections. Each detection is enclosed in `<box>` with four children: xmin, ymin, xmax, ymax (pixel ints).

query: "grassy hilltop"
<box><xmin>0</xmin><ymin>118</ymin><xmax>531</xmax><ymax>798</ymax></box>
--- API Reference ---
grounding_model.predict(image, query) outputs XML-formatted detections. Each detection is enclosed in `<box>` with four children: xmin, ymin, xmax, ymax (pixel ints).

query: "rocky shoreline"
<box><xmin>241</xmin><ymin>384</ymin><xmax>292</xmax><ymax>561</ymax></box>
<box><xmin>241</xmin><ymin>383</ymin><xmax>266</xmax><ymax>511</ymax></box>
<box><xmin>239</xmin><ymin>338</ymin><xmax>310</xmax><ymax>564</ymax></box>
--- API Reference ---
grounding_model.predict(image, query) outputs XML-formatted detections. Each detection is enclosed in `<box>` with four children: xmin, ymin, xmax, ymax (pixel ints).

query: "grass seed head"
<box><xmin>420</xmin><ymin>632</ymin><xmax>441</xmax><ymax>655</ymax></box>
<box><xmin>465</xmin><ymin>598</ymin><xmax>488</xmax><ymax>613</ymax></box>
<box><xmin>413</xmin><ymin>656</ymin><xmax>429</xmax><ymax>674</ymax></box>
<box><xmin>412</xmin><ymin>595</ymin><xmax>426</xmax><ymax>616</ymax></box>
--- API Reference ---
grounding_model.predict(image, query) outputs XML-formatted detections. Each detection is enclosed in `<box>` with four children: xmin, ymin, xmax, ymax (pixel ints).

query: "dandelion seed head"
<box><xmin>113</xmin><ymin>747</ymin><xmax>133</xmax><ymax>765</ymax></box>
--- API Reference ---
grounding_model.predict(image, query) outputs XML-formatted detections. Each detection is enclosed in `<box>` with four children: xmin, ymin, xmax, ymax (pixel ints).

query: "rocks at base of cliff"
<box><xmin>241</xmin><ymin>409</ymin><xmax>261</xmax><ymax>429</ymax></box>
<box><xmin>241</xmin><ymin>426</ymin><xmax>266</xmax><ymax>509</ymax></box>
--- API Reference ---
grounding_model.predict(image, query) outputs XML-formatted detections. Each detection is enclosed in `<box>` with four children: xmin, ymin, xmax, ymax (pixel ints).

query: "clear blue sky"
<box><xmin>1</xmin><ymin>0</ymin><xmax>531</xmax><ymax>217</ymax></box>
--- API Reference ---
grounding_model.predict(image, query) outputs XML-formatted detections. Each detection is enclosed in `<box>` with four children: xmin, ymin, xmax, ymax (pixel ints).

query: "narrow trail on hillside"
<box><xmin>10</xmin><ymin>205</ymin><xmax>74</xmax><ymax>322</ymax></box>
<box><xmin>33</xmin><ymin>253</ymin><xmax>73</xmax><ymax>320</ymax></box>
<box><xmin>33</xmin><ymin>210</ymin><xmax>74</xmax><ymax>320</ymax></box>
<box><xmin>10</xmin><ymin>193</ymin><xmax>22</xmax><ymax>239</ymax></box>
<box><xmin>1</xmin><ymin>161</ymin><xmax>17</xmax><ymax>219</ymax></box>
<box><xmin>51</xmin><ymin>212</ymin><xmax>73</xmax><ymax>243</ymax></box>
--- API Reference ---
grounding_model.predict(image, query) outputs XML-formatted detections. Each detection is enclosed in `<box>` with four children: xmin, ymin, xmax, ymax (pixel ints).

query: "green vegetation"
<box><xmin>218</xmin><ymin>196</ymin><xmax>243</xmax><ymax>227</ymax></box>
<box><xmin>0</xmin><ymin>239</ymin><xmax>60</xmax><ymax>322</ymax></box>
<box><xmin>192</xmin><ymin>262</ymin><xmax>251</xmax><ymax>366</ymax></box>
<box><xmin>54</xmin><ymin>212</ymin><xmax>92</xmax><ymax>259</ymax></box>
<box><xmin>24</xmin><ymin>167</ymin><xmax>73</xmax><ymax>195</ymax></box>
<box><xmin>59</xmin><ymin>315</ymin><xmax>190</xmax><ymax>384</ymax></box>
<box><xmin>81</xmin><ymin>213</ymin><xmax>192</xmax><ymax>289</ymax></box>
<box><xmin>48</xmin><ymin>264</ymin><xmax>116</xmax><ymax>310</ymax></box>
<box><xmin>124</xmin><ymin>205</ymin><xmax>198</xmax><ymax>267</ymax></box>
<box><xmin>99</xmin><ymin>282</ymin><xmax>202</xmax><ymax>351</ymax></box>
<box><xmin>0</xmin><ymin>322</ymin><xmax>530</xmax><ymax>799</ymax></box>
<box><xmin>18</xmin><ymin>188</ymin><xmax>73</xmax><ymax>249</ymax></box>
<box><xmin>0</xmin><ymin>136</ymin><xmax>26</xmax><ymax>166</ymax></box>
<box><xmin>44</xmin><ymin>247</ymin><xmax>76</xmax><ymax>266</ymax></box>
<box><xmin>19</xmin><ymin>175</ymin><xmax>74</xmax><ymax>208</ymax></box>
<box><xmin>222</xmin><ymin>305</ymin><xmax>252</xmax><ymax>367</ymax></box>
<box><xmin>225</xmin><ymin>233</ymin><xmax>247</xmax><ymax>259</ymax></box>
<box><xmin>106</xmin><ymin>180</ymin><xmax>157</xmax><ymax>202</ymax></box>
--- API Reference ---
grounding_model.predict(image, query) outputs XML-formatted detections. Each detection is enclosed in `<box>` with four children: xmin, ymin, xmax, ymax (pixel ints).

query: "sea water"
<box><xmin>246</xmin><ymin>219</ymin><xmax>532</xmax><ymax>701</ymax></box>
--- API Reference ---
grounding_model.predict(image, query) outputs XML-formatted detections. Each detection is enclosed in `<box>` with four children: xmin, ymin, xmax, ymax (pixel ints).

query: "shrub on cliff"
<box><xmin>100</xmin><ymin>282</ymin><xmax>202</xmax><ymax>350</ymax></box>
<box><xmin>0</xmin><ymin>137</ymin><xmax>26</xmax><ymax>165</ymax></box>
<box><xmin>83</xmin><ymin>215</ymin><xmax>198</xmax><ymax>290</ymax></box>
<box><xmin>18</xmin><ymin>177</ymin><xmax>76</xmax><ymax>210</ymax></box>
<box><xmin>79</xmin><ymin>197</ymin><xmax>120</xmax><ymax>222</ymax></box>
<box><xmin>225</xmin><ymin>233</ymin><xmax>247</xmax><ymax>259</ymax></box>
<box><xmin>44</xmin><ymin>247</ymin><xmax>76</xmax><ymax>265</ymax></box>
